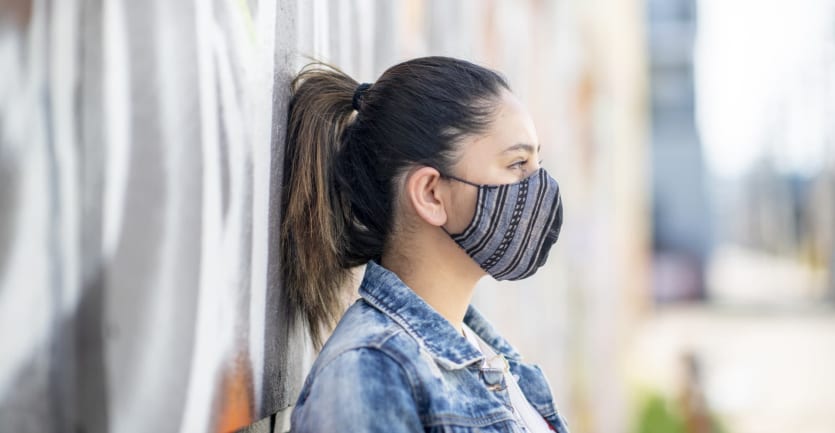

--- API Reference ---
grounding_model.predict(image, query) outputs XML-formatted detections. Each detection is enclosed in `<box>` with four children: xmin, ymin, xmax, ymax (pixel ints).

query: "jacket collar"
<box><xmin>359</xmin><ymin>260</ymin><xmax>522</xmax><ymax>370</ymax></box>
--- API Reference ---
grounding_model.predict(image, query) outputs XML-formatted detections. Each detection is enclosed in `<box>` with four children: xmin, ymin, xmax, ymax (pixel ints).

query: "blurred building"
<box><xmin>694</xmin><ymin>0</ymin><xmax>835</xmax><ymax>306</ymax></box>
<box><xmin>648</xmin><ymin>0</ymin><xmax>711</xmax><ymax>304</ymax></box>
<box><xmin>634</xmin><ymin>1</ymin><xmax>835</xmax><ymax>433</ymax></box>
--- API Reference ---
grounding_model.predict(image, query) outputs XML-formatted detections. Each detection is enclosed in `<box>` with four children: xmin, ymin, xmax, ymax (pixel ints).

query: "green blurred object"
<box><xmin>634</xmin><ymin>391</ymin><xmax>729</xmax><ymax>433</ymax></box>
<box><xmin>635</xmin><ymin>394</ymin><xmax>687</xmax><ymax>433</ymax></box>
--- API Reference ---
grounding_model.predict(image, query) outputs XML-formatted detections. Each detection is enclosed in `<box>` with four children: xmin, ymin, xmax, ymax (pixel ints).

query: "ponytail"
<box><xmin>281</xmin><ymin>63</ymin><xmax>357</xmax><ymax>349</ymax></box>
<box><xmin>282</xmin><ymin>57</ymin><xmax>510</xmax><ymax>349</ymax></box>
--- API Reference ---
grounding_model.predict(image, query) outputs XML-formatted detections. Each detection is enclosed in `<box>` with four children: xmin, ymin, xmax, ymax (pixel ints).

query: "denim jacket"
<box><xmin>290</xmin><ymin>261</ymin><xmax>571</xmax><ymax>433</ymax></box>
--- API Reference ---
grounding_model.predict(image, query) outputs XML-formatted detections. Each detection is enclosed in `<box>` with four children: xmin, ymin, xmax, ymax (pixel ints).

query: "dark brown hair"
<box><xmin>281</xmin><ymin>56</ymin><xmax>509</xmax><ymax>348</ymax></box>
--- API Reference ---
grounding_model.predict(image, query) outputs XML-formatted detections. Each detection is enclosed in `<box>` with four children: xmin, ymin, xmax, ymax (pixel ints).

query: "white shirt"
<box><xmin>462</xmin><ymin>324</ymin><xmax>554</xmax><ymax>433</ymax></box>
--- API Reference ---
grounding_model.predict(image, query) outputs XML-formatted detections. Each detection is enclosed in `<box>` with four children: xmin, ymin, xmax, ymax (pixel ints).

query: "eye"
<box><xmin>509</xmin><ymin>159</ymin><xmax>528</xmax><ymax>170</ymax></box>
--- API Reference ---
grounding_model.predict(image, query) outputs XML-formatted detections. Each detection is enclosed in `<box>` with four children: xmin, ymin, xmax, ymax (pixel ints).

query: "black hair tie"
<box><xmin>352</xmin><ymin>82</ymin><xmax>372</xmax><ymax>111</ymax></box>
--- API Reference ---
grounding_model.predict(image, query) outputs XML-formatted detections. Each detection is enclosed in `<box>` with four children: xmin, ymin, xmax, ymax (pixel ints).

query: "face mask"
<box><xmin>441</xmin><ymin>167</ymin><xmax>563</xmax><ymax>281</ymax></box>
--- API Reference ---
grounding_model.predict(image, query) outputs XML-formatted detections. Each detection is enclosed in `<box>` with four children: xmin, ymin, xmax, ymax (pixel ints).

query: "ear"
<box><xmin>404</xmin><ymin>166</ymin><xmax>449</xmax><ymax>227</ymax></box>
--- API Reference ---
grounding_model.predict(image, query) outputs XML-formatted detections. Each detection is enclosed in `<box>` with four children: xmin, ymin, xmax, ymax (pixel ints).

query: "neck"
<box><xmin>380</xmin><ymin>229</ymin><xmax>483</xmax><ymax>335</ymax></box>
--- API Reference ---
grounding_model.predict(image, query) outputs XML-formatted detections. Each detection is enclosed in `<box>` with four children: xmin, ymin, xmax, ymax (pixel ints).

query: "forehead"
<box><xmin>460</xmin><ymin>90</ymin><xmax>539</xmax><ymax>156</ymax></box>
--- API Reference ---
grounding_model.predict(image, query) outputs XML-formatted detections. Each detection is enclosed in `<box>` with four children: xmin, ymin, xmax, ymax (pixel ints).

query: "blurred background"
<box><xmin>1</xmin><ymin>0</ymin><xmax>833</xmax><ymax>432</ymax></box>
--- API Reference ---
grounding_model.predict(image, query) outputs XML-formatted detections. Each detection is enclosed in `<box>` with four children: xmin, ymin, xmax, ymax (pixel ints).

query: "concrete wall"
<box><xmin>0</xmin><ymin>1</ymin><xmax>650</xmax><ymax>432</ymax></box>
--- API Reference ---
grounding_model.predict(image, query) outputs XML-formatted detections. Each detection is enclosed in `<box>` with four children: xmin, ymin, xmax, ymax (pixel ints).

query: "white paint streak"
<box><xmin>312</xmin><ymin>0</ymin><xmax>330</xmax><ymax>60</ymax></box>
<box><xmin>355</xmin><ymin>0</ymin><xmax>376</xmax><ymax>78</ymax></box>
<box><xmin>214</xmin><ymin>0</ymin><xmax>248</xmax><ymax>383</ymax></box>
<box><xmin>102</xmin><ymin>0</ymin><xmax>132</xmax><ymax>260</ymax></box>
<box><xmin>336</xmin><ymin>0</ymin><xmax>353</xmax><ymax>73</ymax></box>
<box><xmin>0</xmin><ymin>8</ymin><xmax>53</xmax><ymax>398</ymax></box>
<box><xmin>51</xmin><ymin>0</ymin><xmax>82</xmax><ymax>319</ymax></box>
<box><xmin>179</xmin><ymin>1</ymin><xmax>224</xmax><ymax>431</ymax></box>
<box><xmin>109</xmin><ymin>1</ymin><xmax>200</xmax><ymax>431</ymax></box>
<box><xmin>247</xmin><ymin>0</ymin><xmax>279</xmax><ymax>412</ymax></box>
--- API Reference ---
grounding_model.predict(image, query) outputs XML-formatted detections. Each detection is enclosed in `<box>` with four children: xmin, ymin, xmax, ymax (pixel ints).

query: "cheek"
<box><xmin>447</xmin><ymin>186</ymin><xmax>479</xmax><ymax>234</ymax></box>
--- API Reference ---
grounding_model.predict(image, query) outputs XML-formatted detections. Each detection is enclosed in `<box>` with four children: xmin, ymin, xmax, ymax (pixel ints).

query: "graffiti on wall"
<box><xmin>0</xmin><ymin>0</ymin><xmax>308</xmax><ymax>432</ymax></box>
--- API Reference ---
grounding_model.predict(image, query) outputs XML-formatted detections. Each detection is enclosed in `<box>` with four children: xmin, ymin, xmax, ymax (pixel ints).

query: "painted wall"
<box><xmin>0</xmin><ymin>1</ymin><xmax>650</xmax><ymax>433</ymax></box>
<box><xmin>1</xmin><ymin>1</ymin><xmax>304</xmax><ymax>431</ymax></box>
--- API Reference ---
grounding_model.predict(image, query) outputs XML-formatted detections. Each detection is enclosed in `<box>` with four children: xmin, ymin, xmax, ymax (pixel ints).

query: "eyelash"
<box><xmin>509</xmin><ymin>159</ymin><xmax>544</xmax><ymax>170</ymax></box>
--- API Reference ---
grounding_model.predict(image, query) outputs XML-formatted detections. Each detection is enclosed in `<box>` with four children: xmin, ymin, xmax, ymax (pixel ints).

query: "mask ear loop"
<box><xmin>440</xmin><ymin>173</ymin><xmax>482</xmax><ymax>188</ymax></box>
<box><xmin>437</xmin><ymin>170</ymin><xmax>480</xmax><ymax>236</ymax></box>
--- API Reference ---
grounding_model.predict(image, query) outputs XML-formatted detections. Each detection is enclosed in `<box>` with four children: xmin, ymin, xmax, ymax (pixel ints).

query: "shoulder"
<box><xmin>296</xmin><ymin>345</ymin><xmax>416</xmax><ymax>406</ymax></box>
<box><xmin>304</xmin><ymin>299</ymin><xmax>425</xmax><ymax>386</ymax></box>
<box><xmin>291</xmin><ymin>301</ymin><xmax>427</xmax><ymax>432</ymax></box>
<box><xmin>291</xmin><ymin>346</ymin><xmax>425</xmax><ymax>432</ymax></box>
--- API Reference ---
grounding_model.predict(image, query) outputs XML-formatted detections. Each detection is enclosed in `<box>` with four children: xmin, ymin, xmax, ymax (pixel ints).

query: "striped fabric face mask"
<box><xmin>441</xmin><ymin>168</ymin><xmax>563</xmax><ymax>281</ymax></box>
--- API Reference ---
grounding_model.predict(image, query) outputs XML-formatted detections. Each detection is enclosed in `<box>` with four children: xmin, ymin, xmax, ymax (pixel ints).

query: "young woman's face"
<box><xmin>443</xmin><ymin>89</ymin><xmax>542</xmax><ymax>235</ymax></box>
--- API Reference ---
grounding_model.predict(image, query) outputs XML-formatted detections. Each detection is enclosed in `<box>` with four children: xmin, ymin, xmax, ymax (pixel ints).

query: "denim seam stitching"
<box><xmin>419</xmin><ymin>411</ymin><xmax>518</xmax><ymax>428</ymax></box>
<box><xmin>311</xmin><ymin>340</ymin><xmax>420</xmax><ymax>416</ymax></box>
<box><xmin>313</xmin><ymin>325</ymin><xmax>402</xmax><ymax>374</ymax></box>
<box><xmin>361</xmin><ymin>291</ymin><xmax>481</xmax><ymax>370</ymax></box>
<box><xmin>376</xmin><ymin>330</ymin><xmax>427</xmax><ymax>410</ymax></box>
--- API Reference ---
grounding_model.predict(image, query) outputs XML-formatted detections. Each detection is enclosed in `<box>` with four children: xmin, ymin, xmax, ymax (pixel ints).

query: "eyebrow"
<box><xmin>501</xmin><ymin>143</ymin><xmax>541</xmax><ymax>154</ymax></box>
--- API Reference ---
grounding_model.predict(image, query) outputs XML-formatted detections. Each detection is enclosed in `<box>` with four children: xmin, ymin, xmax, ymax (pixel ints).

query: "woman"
<box><xmin>282</xmin><ymin>56</ymin><xmax>569</xmax><ymax>433</ymax></box>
